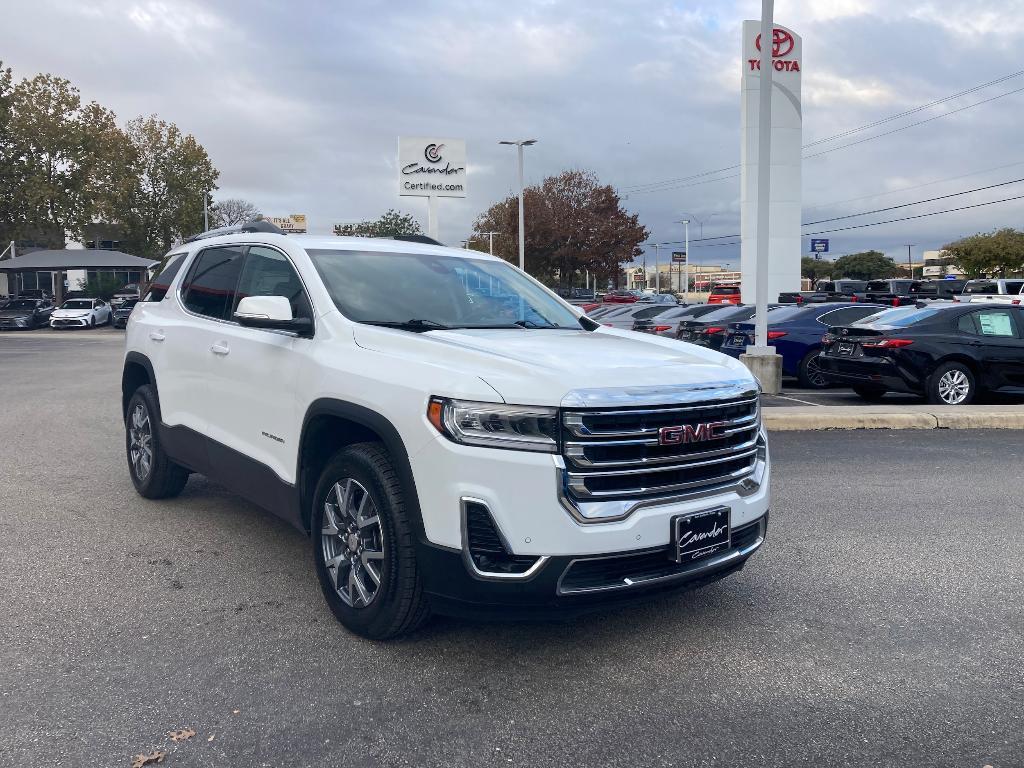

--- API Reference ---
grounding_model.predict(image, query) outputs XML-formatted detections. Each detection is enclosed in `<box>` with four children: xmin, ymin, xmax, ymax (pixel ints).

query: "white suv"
<box><xmin>122</xmin><ymin>222</ymin><xmax>770</xmax><ymax>639</ymax></box>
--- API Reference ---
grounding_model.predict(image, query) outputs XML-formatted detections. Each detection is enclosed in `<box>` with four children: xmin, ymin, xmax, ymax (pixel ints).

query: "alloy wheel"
<box><xmin>938</xmin><ymin>369</ymin><xmax>970</xmax><ymax>404</ymax></box>
<box><xmin>128</xmin><ymin>403</ymin><xmax>153</xmax><ymax>480</ymax></box>
<box><xmin>805</xmin><ymin>356</ymin><xmax>828</xmax><ymax>387</ymax></box>
<box><xmin>321</xmin><ymin>478</ymin><xmax>385</xmax><ymax>608</ymax></box>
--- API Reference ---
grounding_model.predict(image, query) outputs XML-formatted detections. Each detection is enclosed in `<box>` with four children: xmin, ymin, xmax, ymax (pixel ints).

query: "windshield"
<box><xmin>306</xmin><ymin>249</ymin><xmax>582</xmax><ymax>330</ymax></box>
<box><xmin>62</xmin><ymin>300</ymin><xmax>92</xmax><ymax>309</ymax></box>
<box><xmin>5</xmin><ymin>300</ymin><xmax>38</xmax><ymax>310</ymax></box>
<box><xmin>853</xmin><ymin>306</ymin><xmax>944</xmax><ymax>328</ymax></box>
<box><xmin>698</xmin><ymin>305</ymin><xmax>754</xmax><ymax>322</ymax></box>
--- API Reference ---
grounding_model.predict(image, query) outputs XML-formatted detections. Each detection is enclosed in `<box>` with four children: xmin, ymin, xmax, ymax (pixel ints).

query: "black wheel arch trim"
<box><xmin>122</xmin><ymin>351</ymin><xmax>159</xmax><ymax>421</ymax></box>
<box><xmin>298</xmin><ymin>399</ymin><xmax>427</xmax><ymax>542</ymax></box>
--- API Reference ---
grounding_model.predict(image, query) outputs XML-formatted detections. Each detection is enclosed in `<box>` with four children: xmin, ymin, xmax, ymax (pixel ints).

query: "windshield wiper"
<box><xmin>361</xmin><ymin>319</ymin><xmax>451</xmax><ymax>332</ymax></box>
<box><xmin>513</xmin><ymin>319</ymin><xmax>559</xmax><ymax>329</ymax></box>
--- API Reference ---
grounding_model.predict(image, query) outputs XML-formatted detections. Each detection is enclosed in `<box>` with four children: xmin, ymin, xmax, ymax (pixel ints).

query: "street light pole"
<box><xmin>653</xmin><ymin>243</ymin><xmax>661</xmax><ymax>292</ymax></box>
<box><xmin>684</xmin><ymin>219</ymin><xmax>690</xmax><ymax>304</ymax></box>
<box><xmin>905</xmin><ymin>244</ymin><xmax>916</xmax><ymax>279</ymax></box>
<box><xmin>499</xmin><ymin>139</ymin><xmax>537</xmax><ymax>271</ymax></box>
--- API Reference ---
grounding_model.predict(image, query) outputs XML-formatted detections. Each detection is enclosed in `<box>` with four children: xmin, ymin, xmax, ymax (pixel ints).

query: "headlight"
<box><xmin>427</xmin><ymin>397</ymin><xmax>558</xmax><ymax>453</ymax></box>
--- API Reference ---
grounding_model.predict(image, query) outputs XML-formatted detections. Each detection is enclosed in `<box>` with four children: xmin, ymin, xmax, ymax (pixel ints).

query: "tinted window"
<box><xmin>959</xmin><ymin>309</ymin><xmax>1017</xmax><ymax>337</ymax></box>
<box><xmin>711</xmin><ymin>285</ymin><xmax>740</xmax><ymax>295</ymax></box>
<box><xmin>865</xmin><ymin>281</ymin><xmax>889</xmax><ymax>292</ymax></box>
<box><xmin>836</xmin><ymin>280</ymin><xmax>867</xmax><ymax>292</ymax></box>
<box><xmin>818</xmin><ymin>307</ymin><xmax>883</xmax><ymax>326</ymax></box>
<box><xmin>6</xmin><ymin>299</ymin><xmax>38</xmax><ymax>310</ymax></box>
<box><xmin>62</xmin><ymin>299</ymin><xmax>93</xmax><ymax>309</ymax></box>
<box><xmin>963</xmin><ymin>282</ymin><xmax>998</xmax><ymax>295</ymax></box>
<box><xmin>146</xmin><ymin>253</ymin><xmax>187</xmax><ymax>302</ymax></box>
<box><xmin>631</xmin><ymin>306</ymin><xmax>671</xmax><ymax>320</ymax></box>
<box><xmin>233</xmin><ymin>246</ymin><xmax>312</xmax><ymax>321</ymax></box>
<box><xmin>181</xmin><ymin>246</ymin><xmax>245</xmax><ymax>320</ymax></box>
<box><xmin>1006</xmin><ymin>281</ymin><xmax>1024</xmax><ymax>295</ymax></box>
<box><xmin>699</xmin><ymin>304</ymin><xmax>754</xmax><ymax>322</ymax></box>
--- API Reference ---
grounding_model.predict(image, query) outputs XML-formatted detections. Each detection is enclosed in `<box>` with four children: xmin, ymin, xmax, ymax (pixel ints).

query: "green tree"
<box><xmin>471</xmin><ymin>169</ymin><xmax>648</xmax><ymax>288</ymax></box>
<box><xmin>334</xmin><ymin>209</ymin><xmax>422</xmax><ymax>238</ymax></box>
<box><xmin>0</xmin><ymin>70</ymin><xmax>129</xmax><ymax>247</ymax></box>
<box><xmin>114</xmin><ymin>116</ymin><xmax>219</xmax><ymax>257</ymax></box>
<box><xmin>77</xmin><ymin>272</ymin><xmax>123</xmax><ymax>301</ymax></box>
<box><xmin>801</xmin><ymin>256</ymin><xmax>833</xmax><ymax>281</ymax></box>
<box><xmin>942</xmin><ymin>228</ymin><xmax>1024</xmax><ymax>277</ymax></box>
<box><xmin>830</xmin><ymin>251</ymin><xmax>902</xmax><ymax>280</ymax></box>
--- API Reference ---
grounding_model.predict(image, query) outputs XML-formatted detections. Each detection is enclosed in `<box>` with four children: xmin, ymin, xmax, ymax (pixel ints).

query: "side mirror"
<box><xmin>234</xmin><ymin>295</ymin><xmax>312</xmax><ymax>335</ymax></box>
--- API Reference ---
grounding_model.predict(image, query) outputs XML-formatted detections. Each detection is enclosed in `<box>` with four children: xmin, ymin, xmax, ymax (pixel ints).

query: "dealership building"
<box><xmin>0</xmin><ymin>248</ymin><xmax>158</xmax><ymax>304</ymax></box>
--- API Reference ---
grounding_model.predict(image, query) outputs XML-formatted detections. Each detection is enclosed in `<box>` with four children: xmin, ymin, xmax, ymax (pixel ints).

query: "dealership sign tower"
<box><xmin>740</xmin><ymin>21</ymin><xmax>801</xmax><ymax>303</ymax></box>
<box><xmin>398</xmin><ymin>137</ymin><xmax>467</xmax><ymax>240</ymax></box>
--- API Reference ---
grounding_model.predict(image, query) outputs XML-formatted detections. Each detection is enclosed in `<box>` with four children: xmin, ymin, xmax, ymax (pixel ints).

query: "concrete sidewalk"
<box><xmin>763</xmin><ymin>403</ymin><xmax>1024</xmax><ymax>431</ymax></box>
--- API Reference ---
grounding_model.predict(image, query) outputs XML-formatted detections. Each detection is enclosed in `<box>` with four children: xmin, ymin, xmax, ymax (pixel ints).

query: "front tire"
<box><xmin>312</xmin><ymin>443</ymin><xmax>429</xmax><ymax>640</ymax></box>
<box><xmin>798</xmin><ymin>349</ymin><xmax>830</xmax><ymax>389</ymax></box>
<box><xmin>927</xmin><ymin>361</ymin><xmax>976</xmax><ymax>405</ymax></box>
<box><xmin>125</xmin><ymin>385</ymin><xmax>189</xmax><ymax>498</ymax></box>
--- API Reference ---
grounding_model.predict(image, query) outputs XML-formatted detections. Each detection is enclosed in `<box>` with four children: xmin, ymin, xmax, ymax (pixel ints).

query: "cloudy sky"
<box><xmin>6</xmin><ymin>0</ymin><xmax>1024</xmax><ymax>266</ymax></box>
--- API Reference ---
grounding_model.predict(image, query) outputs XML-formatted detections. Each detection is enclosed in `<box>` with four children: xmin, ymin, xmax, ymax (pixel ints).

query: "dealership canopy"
<box><xmin>0</xmin><ymin>249</ymin><xmax>158</xmax><ymax>272</ymax></box>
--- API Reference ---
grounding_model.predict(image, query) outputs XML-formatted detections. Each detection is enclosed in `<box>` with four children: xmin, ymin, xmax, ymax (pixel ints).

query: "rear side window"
<box><xmin>819</xmin><ymin>306</ymin><xmax>884</xmax><ymax>326</ymax></box>
<box><xmin>1006</xmin><ymin>281</ymin><xmax>1024</xmax><ymax>295</ymax></box>
<box><xmin>963</xmin><ymin>282</ymin><xmax>998</xmax><ymax>294</ymax></box>
<box><xmin>145</xmin><ymin>253</ymin><xmax>187</xmax><ymax>302</ymax></box>
<box><xmin>632</xmin><ymin>306</ymin><xmax>670</xmax><ymax>320</ymax></box>
<box><xmin>959</xmin><ymin>309</ymin><xmax>1017</xmax><ymax>337</ymax></box>
<box><xmin>181</xmin><ymin>246</ymin><xmax>246</xmax><ymax>320</ymax></box>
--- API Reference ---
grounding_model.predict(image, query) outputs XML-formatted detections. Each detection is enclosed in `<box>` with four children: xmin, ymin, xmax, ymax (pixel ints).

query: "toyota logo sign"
<box><xmin>755</xmin><ymin>28</ymin><xmax>795</xmax><ymax>58</ymax></box>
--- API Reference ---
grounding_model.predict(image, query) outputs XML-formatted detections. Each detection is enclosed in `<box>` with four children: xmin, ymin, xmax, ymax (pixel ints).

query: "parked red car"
<box><xmin>707</xmin><ymin>284</ymin><xmax>742</xmax><ymax>304</ymax></box>
<box><xmin>603</xmin><ymin>289</ymin><xmax>641</xmax><ymax>304</ymax></box>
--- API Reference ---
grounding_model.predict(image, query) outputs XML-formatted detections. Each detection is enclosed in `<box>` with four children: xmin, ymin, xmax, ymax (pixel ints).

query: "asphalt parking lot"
<box><xmin>1</xmin><ymin>332</ymin><xmax>1021</xmax><ymax>768</ymax></box>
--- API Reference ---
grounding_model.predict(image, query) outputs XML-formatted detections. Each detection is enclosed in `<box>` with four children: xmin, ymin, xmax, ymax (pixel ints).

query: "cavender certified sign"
<box><xmin>398</xmin><ymin>137</ymin><xmax>467</xmax><ymax>198</ymax></box>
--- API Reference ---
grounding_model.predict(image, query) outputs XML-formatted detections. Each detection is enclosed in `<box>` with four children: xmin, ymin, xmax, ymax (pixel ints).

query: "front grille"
<box><xmin>464</xmin><ymin>502</ymin><xmax>538</xmax><ymax>575</ymax></box>
<box><xmin>558</xmin><ymin>517</ymin><xmax>764</xmax><ymax>595</ymax></box>
<box><xmin>562</xmin><ymin>396</ymin><xmax>760</xmax><ymax>501</ymax></box>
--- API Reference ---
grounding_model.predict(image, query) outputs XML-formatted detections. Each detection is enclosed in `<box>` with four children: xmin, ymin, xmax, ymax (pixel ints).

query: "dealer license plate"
<box><xmin>730</xmin><ymin>334</ymin><xmax>747</xmax><ymax>347</ymax></box>
<box><xmin>672</xmin><ymin>507</ymin><xmax>731</xmax><ymax>564</ymax></box>
<box><xmin>837</xmin><ymin>341</ymin><xmax>855</xmax><ymax>356</ymax></box>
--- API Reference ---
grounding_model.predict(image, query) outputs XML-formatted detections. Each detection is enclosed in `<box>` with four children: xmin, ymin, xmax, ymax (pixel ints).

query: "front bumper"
<box><xmin>417</xmin><ymin>513</ymin><xmax>768</xmax><ymax>619</ymax></box>
<box><xmin>0</xmin><ymin>317</ymin><xmax>30</xmax><ymax>329</ymax></box>
<box><xmin>51</xmin><ymin>317</ymin><xmax>90</xmax><ymax>328</ymax></box>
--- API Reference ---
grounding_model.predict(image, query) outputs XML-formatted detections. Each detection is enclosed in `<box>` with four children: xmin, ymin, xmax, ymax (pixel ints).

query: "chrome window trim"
<box><xmin>555</xmin><ymin>514</ymin><xmax>767</xmax><ymax>596</ymax></box>
<box><xmin>459</xmin><ymin>497</ymin><xmax>549</xmax><ymax>581</ymax></box>
<box><xmin>175</xmin><ymin>241</ymin><xmax>318</xmax><ymax>337</ymax></box>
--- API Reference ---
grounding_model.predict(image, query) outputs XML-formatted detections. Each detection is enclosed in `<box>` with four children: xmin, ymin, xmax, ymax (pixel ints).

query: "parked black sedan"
<box><xmin>676</xmin><ymin>304</ymin><xmax>762</xmax><ymax>350</ymax></box>
<box><xmin>818</xmin><ymin>303</ymin><xmax>1024</xmax><ymax>404</ymax></box>
<box><xmin>111</xmin><ymin>298</ymin><xmax>139</xmax><ymax>329</ymax></box>
<box><xmin>0</xmin><ymin>298</ymin><xmax>55</xmax><ymax>330</ymax></box>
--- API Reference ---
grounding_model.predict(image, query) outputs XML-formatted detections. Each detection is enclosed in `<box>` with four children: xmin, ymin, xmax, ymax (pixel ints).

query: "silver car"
<box><xmin>598</xmin><ymin>304</ymin><xmax>677</xmax><ymax>330</ymax></box>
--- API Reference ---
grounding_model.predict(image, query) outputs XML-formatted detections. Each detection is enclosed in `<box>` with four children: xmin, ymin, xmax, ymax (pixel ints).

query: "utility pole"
<box><xmin>653</xmin><ymin>243</ymin><xmax>661</xmax><ymax>292</ymax></box>
<box><xmin>204</xmin><ymin>192</ymin><xmax>210</xmax><ymax>231</ymax></box>
<box><xmin>684</xmin><ymin>219</ymin><xmax>690</xmax><ymax>304</ymax></box>
<box><xmin>905</xmin><ymin>244</ymin><xmax>916</xmax><ymax>279</ymax></box>
<box><xmin>499</xmin><ymin>140</ymin><xmax>537</xmax><ymax>271</ymax></box>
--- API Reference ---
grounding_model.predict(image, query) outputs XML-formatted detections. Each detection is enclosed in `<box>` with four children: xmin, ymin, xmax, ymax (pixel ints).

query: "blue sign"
<box><xmin>810</xmin><ymin>239</ymin><xmax>829</xmax><ymax>253</ymax></box>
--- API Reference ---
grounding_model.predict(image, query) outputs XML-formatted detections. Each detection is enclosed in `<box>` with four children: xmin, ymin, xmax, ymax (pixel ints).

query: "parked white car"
<box><xmin>961</xmin><ymin>279</ymin><xmax>1024</xmax><ymax>305</ymax></box>
<box><xmin>50</xmin><ymin>298</ymin><xmax>112</xmax><ymax>328</ymax></box>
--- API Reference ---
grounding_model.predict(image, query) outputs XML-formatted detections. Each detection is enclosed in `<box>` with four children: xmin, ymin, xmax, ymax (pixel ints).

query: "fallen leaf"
<box><xmin>131</xmin><ymin>751</ymin><xmax>165</xmax><ymax>768</ymax></box>
<box><xmin>232</xmin><ymin>709</ymin><xmax>240</xmax><ymax>714</ymax></box>
<box><xmin>168</xmin><ymin>728</ymin><xmax>196</xmax><ymax>742</ymax></box>
<box><xmin>207</xmin><ymin>734</ymin><xmax>215</xmax><ymax>742</ymax></box>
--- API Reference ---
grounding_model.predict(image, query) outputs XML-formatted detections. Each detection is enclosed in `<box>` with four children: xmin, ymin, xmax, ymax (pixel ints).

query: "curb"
<box><xmin>762</xmin><ymin>405</ymin><xmax>1024</xmax><ymax>431</ymax></box>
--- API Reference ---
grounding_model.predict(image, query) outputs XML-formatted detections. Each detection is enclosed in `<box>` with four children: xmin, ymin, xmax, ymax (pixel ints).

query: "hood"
<box><xmin>53</xmin><ymin>309</ymin><xmax>91</xmax><ymax>318</ymax></box>
<box><xmin>0</xmin><ymin>309</ymin><xmax>33</xmax><ymax>318</ymax></box>
<box><xmin>352</xmin><ymin>325</ymin><xmax>757</xmax><ymax>407</ymax></box>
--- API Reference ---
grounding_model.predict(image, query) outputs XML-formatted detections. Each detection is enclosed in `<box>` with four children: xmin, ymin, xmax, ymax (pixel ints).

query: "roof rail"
<box><xmin>185</xmin><ymin>219</ymin><xmax>287</xmax><ymax>243</ymax></box>
<box><xmin>392</xmin><ymin>234</ymin><xmax>444</xmax><ymax>246</ymax></box>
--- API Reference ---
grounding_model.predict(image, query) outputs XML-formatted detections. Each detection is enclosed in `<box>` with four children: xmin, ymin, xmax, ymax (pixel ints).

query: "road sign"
<box><xmin>671</xmin><ymin>251</ymin><xmax>687</xmax><ymax>264</ymax></box>
<box><xmin>810</xmin><ymin>239</ymin><xmax>829</xmax><ymax>253</ymax></box>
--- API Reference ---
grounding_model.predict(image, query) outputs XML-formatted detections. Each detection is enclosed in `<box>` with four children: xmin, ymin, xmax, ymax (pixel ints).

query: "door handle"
<box><xmin>149</xmin><ymin>330</ymin><xmax>166</xmax><ymax>342</ymax></box>
<box><xmin>210</xmin><ymin>342</ymin><xmax>230</xmax><ymax>356</ymax></box>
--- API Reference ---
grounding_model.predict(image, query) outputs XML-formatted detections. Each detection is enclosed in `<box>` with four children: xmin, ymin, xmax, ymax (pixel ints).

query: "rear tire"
<box><xmin>312</xmin><ymin>443</ymin><xmax>430</xmax><ymax>640</ymax></box>
<box><xmin>852</xmin><ymin>385</ymin><xmax>887</xmax><ymax>402</ymax></box>
<box><xmin>797</xmin><ymin>349</ymin><xmax>830</xmax><ymax>389</ymax></box>
<box><xmin>926</xmin><ymin>361</ymin><xmax>976</xmax><ymax>405</ymax></box>
<box><xmin>125</xmin><ymin>385</ymin><xmax>189</xmax><ymax>499</ymax></box>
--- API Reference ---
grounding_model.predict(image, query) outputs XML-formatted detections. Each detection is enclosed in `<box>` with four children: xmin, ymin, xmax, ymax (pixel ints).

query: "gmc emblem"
<box><xmin>658</xmin><ymin>421</ymin><xmax>728</xmax><ymax>446</ymax></box>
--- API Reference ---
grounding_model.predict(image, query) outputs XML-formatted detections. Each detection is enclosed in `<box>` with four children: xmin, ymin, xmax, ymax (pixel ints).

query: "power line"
<box><xmin>621</xmin><ymin>71</ymin><xmax>1024</xmax><ymax>196</ymax></box>
<box><xmin>803</xmin><ymin>159</ymin><xmax>1024</xmax><ymax>211</ymax></box>
<box><xmin>803</xmin><ymin>194</ymin><xmax>1024</xmax><ymax>236</ymax></box>
<box><xmin>802</xmin><ymin>84</ymin><xmax>1024</xmax><ymax>161</ymax></box>
<box><xmin>802</xmin><ymin>177</ymin><xmax>1024</xmax><ymax>226</ymax></box>
<box><xmin>803</xmin><ymin>69</ymin><xmax>1024</xmax><ymax>147</ymax></box>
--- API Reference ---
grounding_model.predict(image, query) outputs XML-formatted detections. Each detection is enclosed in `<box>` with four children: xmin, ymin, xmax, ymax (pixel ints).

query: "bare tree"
<box><xmin>212</xmin><ymin>198</ymin><xmax>261</xmax><ymax>227</ymax></box>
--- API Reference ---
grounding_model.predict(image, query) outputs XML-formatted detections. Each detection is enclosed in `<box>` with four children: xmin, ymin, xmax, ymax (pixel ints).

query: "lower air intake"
<box><xmin>464</xmin><ymin>501</ymin><xmax>538</xmax><ymax>575</ymax></box>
